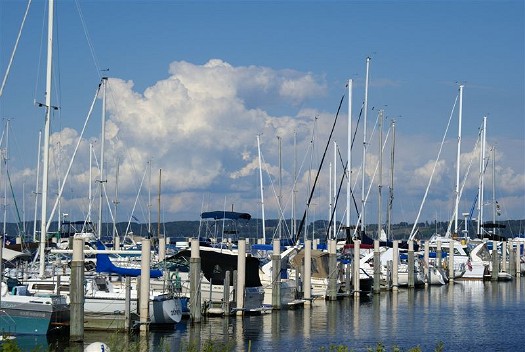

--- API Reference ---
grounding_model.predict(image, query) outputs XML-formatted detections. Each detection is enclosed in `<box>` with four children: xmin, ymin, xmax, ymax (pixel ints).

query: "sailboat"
<box><xmin>0</xmin><ymin>0</ymin><xmax>70</xmax><ymax>335</ymax></box>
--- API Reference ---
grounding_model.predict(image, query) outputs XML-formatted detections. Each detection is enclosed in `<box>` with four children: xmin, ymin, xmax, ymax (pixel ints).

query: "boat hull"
<box><xmin>0</xmin><ymin>293</ymin><xmax>68</xmax><ymax>335</ymax></box>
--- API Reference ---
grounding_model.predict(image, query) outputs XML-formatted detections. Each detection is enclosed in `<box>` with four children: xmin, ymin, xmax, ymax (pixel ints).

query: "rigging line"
<box><xmin>46</xmin><ymin>80</ymin><xmax>103</xmax><ymax>232</ymax></box>
<box><xmin>0</xmin><ymin>0</ymin><xmax>32</xmax><ymax>98</ymax></box>
<box><xmin>33</xmin><ymin>0</ymin><xmax>47</xmax><ymax>103</ymax></box>
<box><xmin>294</xmin><ymin>94</ymin><xmax>345</xmax><ymax>244</ymax></box>
<box><xmin>74</xmin><ymin>0</ymin><xmax>102</xmax><ymax>77</ymax></box>
<box><xmin>259</xmin><ymin>133</ymin><xmax>315</xmax><ymax>240</ymax></box>
<box><xmin>350</xmin><ymin>124</ymin><xmax>392</xmax><ymax>239</ymax></box>
<box><xmin>409</xmin><ymin>93</ymin><xmax>459</xmax><ymax>240</ymax></box>
<box><xmin>449</xmin><ymin>124</ymin><xmax>486</xmax><ymax>235</ymax></box>
<box><xmin>90</xmin><ymin>150</ymin><xmax>117</xmax><ymax>236</ymax></box>
<box><xmin>334</xmin><ymin>102</ymin><xmax>364</xmax><ymax>173</ymax></box>
<box><xmin>125</xmin><ymin>165</ymin><xmax>148</xmax><ymax>237</ymax></box>
<box><xmin>306</xmin><ymin>116</ymin><xmax>318</xmax><ymax>239</ymax></box>
<box><xmin>445</xmin><ymin>135</ymin><xmax>480</xmax><ymax>237</ymax></box>
<box><xmin>3</xmin><ymin>156</ymin><xmax>23</xmax><ymax>235</ymax></box>
<box><xmin>325</xmin><ymin>159</ymin><xmax>348</xmax><ymax>242</ymax></box>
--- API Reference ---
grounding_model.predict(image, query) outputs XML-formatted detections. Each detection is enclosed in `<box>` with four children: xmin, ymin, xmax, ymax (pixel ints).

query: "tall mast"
<box><xmin>387</xmin><ymin>119</ymin><xmax>396</xmax><ymax>240</ymax></box>
<box><xmin>333</xmin><ymin>141</ymin><xmax>337</xmax><ymax>239</ymax></box>
<box><xmin>361</xmin><ymin>57</ymin><xmax>371</xmax><ymax>237</ymax></box>
<box><xmin>3</xmin><ymin>120</ymin><xmax>9</xmax><ymax>240</ymax></box>
<box><xmin>346</xmin><ymin>79</ymin><xmax>352</xmax><ymax>234</ymax></box>
<box><xmin>39</xmin><ymin>0</ymin><xmax>55</xmax><ymax>277</ymax></box>
<box><xmin>33</xmin><ymin>131</ymin><xmax>41</xmax><ymax>242</ymax></box>
<box><xmin>277</xmin><ymin>136</ymin><xmax>282</xmax><ymax>240</ymax></box>
<box><xmin>97</xmin><ymin>77</ymin><xmax>108</xmax><ymax>239</ymax></box>
<box><xmin>147</xmin><ymin>160</ymin><xmax>152</xmax><ymax>235</ymax></box>
<box><xmin>491</xmin><ymin>145</ymin><xmax>496</xmax><ymax>233</ymax></box>
<box><xmin>256</xmin><ymin>135</ymin><xmax>266</xmax><ymax>244</ymax></box>
<box><xmin>378</xmin><ymin>110</ymin><xmax>383</xmax><ymax>240</ymax></box>
<box><xmin>88</xmin><ymin>142</ymin><xmax>93</xmax><ymax>225</ymax></box>
<box><xmin>329</xmin><ymin>161</ymin><xmax>332</xmax><ymax>239</ymax></box>
<box><xmin>454</xmin><ymin>84</ymin><xmax>464</xmax><ymax>236</ymax></box>
<box><xmin>292</xmin><ymin>131</ymin><xmax>296</xmax><ymax>241</ymax></box>
<box><xmin>157</xmin><ymin>168</ymin><xmax>162</xmax><ymax>238</ymax></box>
<box><xmin>113</xmin><ymin>158</ymin><xmax>120</xmax><ymax>245</ymax></box>
<box><xmin>477</xmin><ymin>116</ymin><xmax>487</xmax><ymax>236</ymax></box>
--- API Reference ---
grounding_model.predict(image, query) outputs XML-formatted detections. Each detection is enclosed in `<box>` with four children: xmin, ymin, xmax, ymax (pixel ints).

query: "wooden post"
<box><xmin>304</xmin><ymin>240</ymin><xmax>312</xmax><ymax>303</ymax></box>
<box><xmin>373</xmin><ymin>240</ymin><xmax>381</xmax><ymax>294</ymax></box>
<box><xmin>236</xmin><ymin>238</ymin><xmax>246</xmax><ymax>315</ymax></box>
<box><xmin>509</xmin><ymin>243</ymin><xmax>516</xmax><ymax>277</ymax></box>
<box><xmin>491</xmin><ymin>241</ymin><xmax>499</xmax><ymax>281</ymax></box>
<box><xmin>139</xmin><ymin>237</ymin><xmax>151</xmax><ymax>335</ymax></box>
<box><xmin>114</xmin><ymin>236</ymin><xmax>120</xmax><ymax>250</ymax></box>
<box><xmin>516</xmin><ymin>241</ymin><xmax>521</xmax><ymax>278</ymax></box>
<box><xmin>423</xmin><ymin>241</ymin><xmax>429</xmax><ymax>285</ymax></box>
<box><xmin>69</xmin><ymin>237</ymin><xmax>84</xmax><ymax>342</ymax></box>
<box><xmin>328</xmin><ymin>239</ymin><xmax>337</xmax><ymax>300</ymax></box>
<box><xmin>124</xmin><ymin>276</ymin><xmax>131</xmax><ymax>332</ymax></box>
<box><xmin>271</xmin><ymin>239</ymin><xmax>281</xmax><ymax>309</ymax></box>
<box><xmin>56</xmin><ymin>274</ymin><xmax>61</xmax><ymax>295</ymax></box>
<box><xmin>392</xmin><ymin>240</ymin><xmax>399</xmax><ymax>291</ymax></box>
<box><xmin>190</xmin><ymin>238</ymin><xmax>201</xmax><ymax>323</ymax></box>
<box><xmin>449</xmin><ymin>240</ymin><xmax>455</xmax><ymax>283</ymax></box>
<box><xmin>158</xmin><ymin>237</ymin><xmax>166</xmax><ymax>262</ymax></box>
<box><xmin>502</xmin><ymin>240</ymin><xmax>507</xmax><ymax>273</ymax></box>
<box><xmin>408</xmin><ymin>240</ymin><xmax>414</xmax><ymax>288</ymax></box>
<box><xmin>353</xmin><ymin>240</ymin><xmax>360</xmax><ymax>297</ymax></box>
<box><xmin>224</xmin><ymin>271</ymin><xmax>231</xmax><ymax>316</ymax></box>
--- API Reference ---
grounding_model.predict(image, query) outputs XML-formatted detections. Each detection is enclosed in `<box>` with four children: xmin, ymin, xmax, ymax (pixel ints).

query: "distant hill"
<box><xmin>5</xmin><ymin>218</ymin><xmax>524</xmax><ymax>244</ymax></box>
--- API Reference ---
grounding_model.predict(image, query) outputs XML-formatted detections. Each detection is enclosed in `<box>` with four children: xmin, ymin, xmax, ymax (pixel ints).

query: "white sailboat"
<box><xmin>0</xmin><ymin>0</ymin><xmax>70</xmax><ymax>335</ymax></box>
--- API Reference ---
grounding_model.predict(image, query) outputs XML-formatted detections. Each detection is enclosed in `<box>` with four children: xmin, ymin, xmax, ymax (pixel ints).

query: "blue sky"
<box><xmin>0</xmin><ymin>0</ymin><xmax>523</xmax><ymax>237</ymax></box>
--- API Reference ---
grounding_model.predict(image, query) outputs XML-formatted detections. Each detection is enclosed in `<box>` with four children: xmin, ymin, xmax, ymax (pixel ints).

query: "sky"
<box><xmin>0</xmin><ymin>0</ymin><xmax>524</xmax><ymax>238</ymax></box>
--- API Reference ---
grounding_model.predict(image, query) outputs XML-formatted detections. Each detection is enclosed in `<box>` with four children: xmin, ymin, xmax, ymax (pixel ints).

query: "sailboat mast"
<box><xmin>333</xmin><ymin>142</ymin><xmax>337</xmax><ymax>239</ymax></box>
<box><xmin>148</xmin><ymin>160</ymin><xmax>152</xmax><ymax>235</ymax></box>
<box><xmin>454</xmin><ymin>84</ymin><xmax>464</xmax><ymax>236</ymax></box>
<box><xmin>97</xmin><ymin>77</ymin><xmax>108</xmax><ymax>239</ymax></box>
<box><xmin>346</xmin><ymin>79</ymin><xmax>352</xmax><ymax>233</ymax></box>
<box><xmin>3</xmin><ymin>120</ymin><xmax>9</xmax><ymax>239</ymax></box>
<box><xmin>491</xmin><ymin>145</ymin><xmax>496</xmax><ymax>233</ymax></box>
<box><xmin>256</xmin><ymin>135</ymin><xmax>266</xmax><ymax>244</ymax></box>
<box><xmin>88</xmin><ymin>142</ymin><xmax>93</xmax><ymax>225</ymax></box>
<box><xmin>278</xmin><ymin>136</ymin><xmax>282</xmax><ymax>240</ymax></box>
<box><xmin>292</xmin><ymin>131</ymin><xmax>296</xmax><ymax>241</ymax></box>
<box><xmin>329</xmin><ymin>160</ymin><xmax>332</xmax><ymax>239</ymax></box>
<box><xmin>157</xmin><ymin>168</ymin><xmax>162</xmax><ymax>238</ymax></box>
<box><xmin>113</xmin><ymin>158</ymin><xmax>120</xmax><ymax>245</ymax></box>
<box><xmin>477</xmin><ymin>116</ymin><xmax>487</xmax><ymax>236</ymax></box>
<box><xmin>361</xmin><ymin>57</ymin><xmax>371</xmax><ymax>236</ymax></box>
<box><xmin>378</xmin><ymin>110</ymin><xmax>383</xmax><ymax>239</ymax></box>
<box><xmin>33</xmin><ymin>131</ymin><xmax>41</xmax><ymax>242</ymax></box>
<box><xmin>39</xmin><ymin>0</ymin><xmax>55</xmax><ymax>277</ymax></box>
<box><xmin>387</xmin><ymin>119</ymin><xmax>395</xmax><ymax>240</ymax></box>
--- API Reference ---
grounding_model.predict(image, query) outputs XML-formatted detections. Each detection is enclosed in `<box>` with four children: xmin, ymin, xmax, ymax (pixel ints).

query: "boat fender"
<box><xmin>84</xmin><ymin>342</ymin><xmax>110</xmax><ymax>352</ymax></box>
<box><xmin>1</xmin><ymin>282</ymin><xmax>7</xmax><ymax>297</ymax></box>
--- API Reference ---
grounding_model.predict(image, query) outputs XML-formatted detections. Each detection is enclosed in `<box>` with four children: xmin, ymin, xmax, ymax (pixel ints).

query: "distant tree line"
<box><xmin>5</xmin><ymin>218</ymin><xmax>524</xmax><ymax>244</ymax></box>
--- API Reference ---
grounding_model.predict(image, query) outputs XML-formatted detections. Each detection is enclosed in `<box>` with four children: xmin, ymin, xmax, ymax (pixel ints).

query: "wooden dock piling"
<box><xmin>70</xmin><ymin>237</ymin><xmax>85</xmax><ymax>342</ymax></box>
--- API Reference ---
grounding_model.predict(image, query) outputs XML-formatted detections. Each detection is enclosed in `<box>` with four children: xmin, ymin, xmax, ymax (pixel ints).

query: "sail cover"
<box><xmin>200</xmin><ymin>211</ymin><xmax>251</xmax><ymax>220</ymax></box>
<box><xmin>94</xmin><ymin>241</ymin><xmax>163</xmax><ymax>278</ymax></box>
<box><xmin>174</xmin><ymin>249</ymin><xmax>262</xmax><ymax>287</ymax></box>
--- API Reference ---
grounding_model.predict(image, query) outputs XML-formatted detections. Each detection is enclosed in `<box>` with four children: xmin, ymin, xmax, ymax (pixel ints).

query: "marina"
<box><xmin>1</xmin><ymin>1</ymin><xmax>523</xmax><ymax>351</ymax></box>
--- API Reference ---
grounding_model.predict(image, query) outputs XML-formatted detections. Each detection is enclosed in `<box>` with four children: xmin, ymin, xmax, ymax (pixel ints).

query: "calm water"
<box><xmin>13</xmin><ymin>279</ymin><xmax>525</xmax><ymax>351</ymax></box>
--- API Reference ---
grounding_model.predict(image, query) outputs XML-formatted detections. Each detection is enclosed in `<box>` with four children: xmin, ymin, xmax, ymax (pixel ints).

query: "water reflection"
<box><xmin>32</xmin><ymin>280</ymin><xmax>525</xmax><ymax>351</ymax></box>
